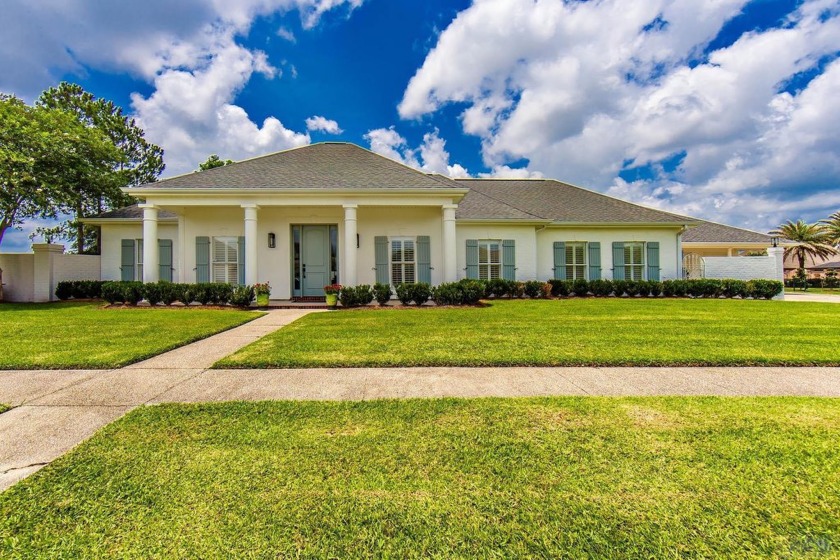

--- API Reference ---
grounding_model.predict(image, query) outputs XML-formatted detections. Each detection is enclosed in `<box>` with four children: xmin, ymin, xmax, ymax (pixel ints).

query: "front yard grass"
<box><xmin>218</xmin><ymin>299</ymin><xmax>840</xmax><ymax>368</ymax></box>
<box><xmin>0</xmin><ymin>302</ymin><xmax>260</xmax><ymax>369</ymax></box>
<box><xmin>1</xmin><ymin>398</ymin><xmax>838</xmax><ymax>558</ymax></box>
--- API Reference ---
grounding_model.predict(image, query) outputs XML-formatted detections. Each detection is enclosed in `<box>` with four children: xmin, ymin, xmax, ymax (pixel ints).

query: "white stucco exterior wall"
<box><xmin>536</xmin><ymin>227</ymin><xmax>683</xmax><ymax>280</ymax></box>
<box><xmin>0</xmin><ymin>253</ymin><xmax>34</xmax><ymax>302</ymax></box>
<box><xmin>455</xmin><ymin>224</ymin><xmax>538</xmax><ymax>281</ymax></box>
<box><xmin>100</xmin><ymin>223</ymin><xmax>179</xmax><ymax>281</ymax></box>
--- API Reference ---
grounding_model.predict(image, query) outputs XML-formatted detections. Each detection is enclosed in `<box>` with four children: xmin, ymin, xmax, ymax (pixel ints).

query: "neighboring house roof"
<box><xmin>86</xmin><ymin>205</ymin><xmax>178</xmax><ymax>221</ymax></box>
<box><xmin>809</xmin><ymin>260</ymin><xmax>840</xmax><ymax>270</ymax></box>
<box><xmin>682</xmin><ymin>220</ymin><xmax>772</xmax><ymax>244</ymax></box>
<box><xmin>454</xmin><ymin>179</ymin><xmax>695</xmax><ymax>224</ymax></box>
<box><xmin>131</xmin><ymin>142</ymin><xmax>463</xmax><ymax>190</ymax></box>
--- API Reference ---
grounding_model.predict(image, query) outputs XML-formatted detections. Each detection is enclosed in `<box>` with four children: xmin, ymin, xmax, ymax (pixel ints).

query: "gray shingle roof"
<box><xmin>682</xmin><ymin>220</ymin><xmax>772</xmax><ymax>243</ymax></box>
<box><xmin>455</xmin><ymin>188</ymin><xmax>543</xmax><ymax>220</ymax></box>
<box><xmin>134</xmin><ymin>143</ymin><xmax>463</xmax><ymax>190</ymax></box>
<box><xmin>455</xmin><ymin>179</ymin><xmax>695</xmax><ymax>224</ymax></box>
<box><xmin>89</xmin><ymin>205</ymin><xmax>177</xmax><ymax>220</ymax></box>
<box><xmin>810</xmin><ymin>260</ymin><xmax>840</xmax><ymax>270</ymax></box>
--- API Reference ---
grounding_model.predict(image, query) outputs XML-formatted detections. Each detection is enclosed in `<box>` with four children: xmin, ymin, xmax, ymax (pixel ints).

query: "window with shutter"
<box><xmin>391</xmin><ymin>238</ymin><xmax>416</xmax><ymax>285</ymax></box>
<box><xmin>477</xmin><ymin>240</ymin><xmax>501</xmax><ymax>280</ymax></box>
<box><xmin>565</xmin><ymin>243</ymin><xmax>587</xmax><ymax>280</ymax></box>
<box><xmin>135</xmin><ymin>239</ymin><xmax>144</xmax><ymax>281</ymax></box>
<box><xmin>623</xmin><ymin>242</ymin><xmax>645</xmax><ymax>281</ymax></box>
<box><xmin>212</xmin><ymin>237</ymin><xmax>239</xmax><ymax>284</ymax></box>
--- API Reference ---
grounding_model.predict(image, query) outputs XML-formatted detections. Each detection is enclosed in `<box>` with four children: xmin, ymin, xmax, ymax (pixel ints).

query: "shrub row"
<box><xmin>396</xmin><ymin>283</ymin><xmax>432</xmax><ymax>306</ymax></box>
<box><xmin>545</xmin><ymin>278</ymin><xmax>782</xmax><ymax>299</ymax></box>
<box><xmin>431</xmin><ymin>279</ymin><xmax>488</xmax><ymax>305</ymax></box>
<box><xmin>100</xmin><ymin>281</ymin><xmax>255</xmax><ymax>307</ymax></box>
<box><xmin>55</xmin><ymin>280</ymin><xmax>107</xmax><ymax>300</ymax></box>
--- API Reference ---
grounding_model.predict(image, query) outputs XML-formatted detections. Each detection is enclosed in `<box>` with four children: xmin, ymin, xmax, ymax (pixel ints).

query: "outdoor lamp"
<box><xmin>771</xmin><ymin>236</ymin><xmax>779</xmax><ymax>247</ymax></box>
<box><xmin>268</xmin><ymin>232</ymin><xmax>276</xmax><ymax>248</ymax></box>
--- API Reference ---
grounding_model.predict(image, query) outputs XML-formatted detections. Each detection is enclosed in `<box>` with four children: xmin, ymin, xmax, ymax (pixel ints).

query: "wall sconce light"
<box><xmin>356</xmin><ymin>233</ymin><xmax>360</xmax><ymax>248</ymax></box>
<box><xmin>771</xmin><ymin>236</ymin><xmax>779</xmax><ymax>248</ymax></box>
<box><xmin>268</xmin><ymin>232</ymin><xmax>276</xmax><ymax>248</ymax></box>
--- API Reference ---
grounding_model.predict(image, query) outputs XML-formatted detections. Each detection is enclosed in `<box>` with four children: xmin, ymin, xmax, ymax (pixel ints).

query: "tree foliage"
<box><xmin>770</xmin><ymin>219</ymin><xmax>837</xmax><ymax>270</ymax></box>
<box><xmin>35</xmin><ymin>82</ymin><xmax>165</xmax><ymax>253</ymax></box>
<box><xmin>0</xmin><ymin>95</ymin><xmax>120</xmax><ymax>248</ymax></box>
<box><xmin>820</xmin><ymin>211</ymin><xmax>840</xmax><ymax>246</ymax></box>
<box><xmin>197</xmin><ymin>154</ymin><xmax>233</xmax><ymax>171</ymax></box>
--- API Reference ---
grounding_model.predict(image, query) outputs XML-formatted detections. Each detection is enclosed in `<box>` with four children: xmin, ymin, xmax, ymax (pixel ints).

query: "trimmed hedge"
<box><xmin>432</xmin><ymin>279</ymin><xmax>485</xmax><ymax>306</ymax></box>
<box><xmin>100</xmin><ymin>281</ymin><xmax>254</xmax><ymax>307</ymax></box>
<box><xmin>55</xmin><ymin>280</ymin><xmax>107</xmax><ymax>301</ymax></box>
<box><xmin>339</xmin><ymin>285</ymin><xmax>375</xmax><ymax>308</ymax></box>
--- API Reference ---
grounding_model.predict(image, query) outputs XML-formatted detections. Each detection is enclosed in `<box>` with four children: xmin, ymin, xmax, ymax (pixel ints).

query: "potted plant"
<box><xmin>254</xmin><ymin>282</ymin><xmax>271</xmax><ymax>307</ymax></box>
<box><xmin>324</xmin><ymin>284</ymin><xmax>342</xmax><ymax>308</ymax></box>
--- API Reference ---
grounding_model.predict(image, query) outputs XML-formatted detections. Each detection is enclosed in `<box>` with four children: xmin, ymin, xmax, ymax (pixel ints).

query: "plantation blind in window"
<box><xmin>624</xmin><ymin>242</ymin><xmax>645</xmax><ymax>281</ymax></box>
<box><xmin>391</xmin><ymin>238</ymin><xmax>416</xmax><ymax>285</ymax></box>
<box><xmin>565</xmin><ymin>243</ymin><xmax>586</xmax><ymax>280</ymax></box>
<box><xmin>212</xmin><ymin>237</ymin><xmax>239</xmax><ymax>284</ymax></box>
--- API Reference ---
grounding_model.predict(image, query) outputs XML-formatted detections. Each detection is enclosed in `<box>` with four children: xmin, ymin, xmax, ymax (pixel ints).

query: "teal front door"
<box><xmin>301</xmin><ymin>225</ymin><xmax>330</xmax><ymax>297</ymax></box>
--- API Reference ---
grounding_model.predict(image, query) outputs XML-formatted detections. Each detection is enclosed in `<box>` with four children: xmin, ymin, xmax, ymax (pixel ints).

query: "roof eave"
<box><xmin>80</xmin><ymin>217</ymin><xmax>179</xmax><ymax>225</ymax></box>
<box><xmin>545</xmin><ymin>221</ymin><xmax>696</xmax><ymax>228</ymax></box>
<box><xmin>123</xmin><ymin>187</ymin><xmax>470</xmax><ymax>196</ymax></box>
<box><xmin>456</xmin><ymin>218</ymin><xmax>552</xmax><ymax>225</ymax></box>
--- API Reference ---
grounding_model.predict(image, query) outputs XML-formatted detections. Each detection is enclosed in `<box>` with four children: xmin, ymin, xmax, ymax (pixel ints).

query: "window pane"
<box><xmin>392</xmin><ymin>263</ymin><xmax>403</xmax><ymax>285</ymax></box>
<box><xmin>490</xmin><ymin>243</ymin><xmax>500</xmax><ymax>264</ymax></box>
<box><xmin>392</xmin><ymin>240</ymin><xmax>402</xmax><ymax>263</ymax></box>
<box><xmin>479</xmin><ymin>243</ymin><xmax>488</xmax><ymax>265</ymax></box>
<box><xmin>575</xmin><ymin>245</ymin><xmax>585</xmax><ymax>263</ymax></box>
<box><xmin>137</xmin><ymin>240</ymin><xmax>144</xmax><ymax>263</ymax></box>
<box><xmin>632</xmin><ymin>245</ymin><xmax>642</xmax><ymax>264</ymax></box>
<box><xmin>403</xmin><ymin>240</ymin><xmax>414</xmax><ymax>263</ymax></box>
<box><xmin>490</xmin><ymin>263</ymin><xmax>501</xmax><ymax>280</ymax></box>
<box><xmin>404</xmin><ymin>264</ymin><xmax>415</xmax><ymax>284</ymax></box>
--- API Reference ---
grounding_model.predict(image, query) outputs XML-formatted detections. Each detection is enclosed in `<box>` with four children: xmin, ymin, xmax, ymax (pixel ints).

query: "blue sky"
<box><xmin>2</xmin><ymin>0</ymin><xmax>840</xmax><ymax>251</ymax></box>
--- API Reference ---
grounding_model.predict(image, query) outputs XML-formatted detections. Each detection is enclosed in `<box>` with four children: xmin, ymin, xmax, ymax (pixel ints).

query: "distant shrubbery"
<box><xmin>54</xmin><ymin>280</ymin><xmax>106</xmax><ymax>300</ymax></box>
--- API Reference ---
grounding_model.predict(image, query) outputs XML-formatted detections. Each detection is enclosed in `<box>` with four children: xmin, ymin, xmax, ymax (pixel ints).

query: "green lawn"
<box><xmin>0</xmin><ymin>302</ymin><xmax>260</xmax><ymax>369</ymax></box>
<box><xmin>0</xmin><ymin>404</ymin><xmax>9</xmax><ymax>414</ymax></box>
<box><xmin>1</xmin><ymin>398</ymin><xmax>838</xmax><ymax>558</ymax></box>
<box><xmin>218</xmin><ymin>299</ymin><xmax>840</xmax><ymax>368</ymax></box>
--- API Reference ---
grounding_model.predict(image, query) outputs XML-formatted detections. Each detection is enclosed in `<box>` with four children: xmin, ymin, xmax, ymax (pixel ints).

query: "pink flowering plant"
<box><xmin>323</xmin><ymin>284</ymin><xmax>342</xmax><ymax>295</ymax></box>
<box><xmin>254</xmin><ymin>282</ymin><xmax>271</xmax><ymax>296</ymax></box>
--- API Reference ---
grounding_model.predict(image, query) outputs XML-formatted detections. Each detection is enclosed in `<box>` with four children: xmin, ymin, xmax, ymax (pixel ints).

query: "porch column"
<box><xmin>242</xmin><ymin>204</ymin><xmax>259</xmax><ymax>285</ymax></box>
<box><xmin>343</xmin><ymin>204</ymin><xmax>358</xmax><ymax>286</ymax></box>
<box><xmin>139</xmin><ymin>203</ymin><xmax>159</xmax><ymax>283</ymax></box>
<box><xmin>442</xmin><ymin>204</ymin><xmax>458</xmax><ymax>282</ymax></box>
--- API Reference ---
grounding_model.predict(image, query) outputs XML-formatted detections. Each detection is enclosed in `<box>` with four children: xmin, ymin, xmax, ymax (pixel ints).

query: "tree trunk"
<box><xmin>76</xmin><ymin>201</ymin><xmax>85</xmax><ymax>254</ymax></box>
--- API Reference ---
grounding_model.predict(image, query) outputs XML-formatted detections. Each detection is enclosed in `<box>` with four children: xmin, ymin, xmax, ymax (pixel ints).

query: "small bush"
<box><xmin>523</xmin><ymin>280</ymin><xmax>544</xmax><ymax>299</ymax></box>
<box><xmin>571</xmin><ymin>279</ymin><xmax>589</xmax><ymax>297</ymax></box>
<box><xmin>624</xmin><ymin>281</ymin><xmax>640</xmax><ymax>297</ymax></box>
<box><xmin>649</xmin><ymin>281</ymin><xmax>663</xmax><ymax>297</ymax></box>
<box><xmin>722</xmin><ymin>279</ymin><xmax>748</xmax><ymax>298</ymax></box>
<box><xmin>432</xmin><ymin>282</ymin><xmax>460</xmax><ymax>306</ymax></box>
<box><xmin>540</xmin><ymin>282</ymin><xmax>553</xmax><ymax>299</ymax></box>
<box><xmin>510</xmin><ymin>281</ymin><xmax>526</xmax><ymax>298</ymax></box>
<box><xmin>395</xmin><ymin>283</ymin><xmax>431</xmax><ymax>306</ymax></box>
<box><xmin>395</xmin><ymin>283</ymin><xmax>413</xmax><ymax>305</ymax></box>
<box><xmin>373</xmin><ymin>283</ymin><xmax>392</xmax><ymax>306</ymax></box>
<box><xmin>747</xmin><ymin>279</ymin><xmax>783</xmax><ymax>300</ymax></box>
<box><xmin>159</xmin><ymin>282</ymin><xmax>179</xmax><ymax>305</ymax></box>
<box><xmin>588</xmin><ymin>279</ymin><xmax>612</xmax><ymax>297</ymax></box>
<box><xmin>612</xmin><ymin>280</ymin><xmax>628</xmax><ymax>297</ymax></box>
<box><xmin>55</xmin><ymin>282</ymin><xmax>73</xmax><ymax>301</ymax></box>
<box><xmin>120</xmin><ymin>282</ymin><xmax>144</xmax><ymax>305</ymax></box>
<box><xmin>230</xmin><ymin>285</ymin><xmax>255</xmax><ymax>307</ymax></box>
<box><xmin>339</xmin><ymin>285</ymin><xmax>374</xmax><ymax>308</ymax></box>
<box><xmin>485</xmin><ymin>278</ymin><xmax>510</xmax><ymax>298</ymax></box>
<box><xmin>101</xmin><ymin>282</ymin><xmax>122</xmax><ymax>304</ymax></box>
<box><xmin>662</xmin><ymin>280</ymin><xmax>687</xmax><ymax>297</ymax></box>
<box><xmin>143</xmin><ymin>282</ymin><xmax>163</xmax><ymax>305</ymax></box>
<box><xmin>215</xmin><ymin>283</ymin><xmax>234</xmax><ymax>305</ymax></box>
<box><xmin>548</xmin><ymin>279</ymin><xmax>570</xmax><ymax>297</ymax></box>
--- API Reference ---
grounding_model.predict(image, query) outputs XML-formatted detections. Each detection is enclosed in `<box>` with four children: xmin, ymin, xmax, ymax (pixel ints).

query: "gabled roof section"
<box><xmin>456</xmin><ymin>188</ymin><xmax>544</xmax><ymax>221</ymax></box>
<box><xmin>455</xmin><ymin>179</ymin><xmax>696</xmax><ymax>224</ymax></box>
<box><xmin>133</xmin><ymin>143</ymin><xmax>463</xmax><ymax>190</ymax></box>
<box><xmin>682</xmin><ymin>220</ymin><xmax>772</xmax><ymax>243</ymax></box>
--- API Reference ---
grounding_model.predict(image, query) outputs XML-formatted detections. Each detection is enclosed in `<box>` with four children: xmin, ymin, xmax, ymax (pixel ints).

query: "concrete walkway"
<box><xmin>784</xmin><ymin>292</ymin><xmax>840</xmax><ymax>303</ymax></box>
<box><xmin>2</xmin><ymin>308</ymin><xmax>840</xmax><ymax>491</ymax></box>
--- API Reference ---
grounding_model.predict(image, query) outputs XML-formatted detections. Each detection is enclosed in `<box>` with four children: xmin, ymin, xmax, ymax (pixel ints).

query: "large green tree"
<box><xmin>37</xmin><ymin>82</ymin><xmax>165</xmax><ymax>253</ymax></box>
<box><xmin>0</xmin><ymin>95</ymin><xmax>119</xmax><ymax>249</ymax></box>
<box><xmin>770</xmin><ymin>219</ymin><xmax>837</xmax><ymax>270</ymax></box>
<box><xmin>820</xmin><ymin>211</ymin><xmax>840</xmax><ymax>247</ymax></box>
<box><xmin>197</xmin><ymin>154</ymin><xmax>233</xmax><ymax>171</ymax></box>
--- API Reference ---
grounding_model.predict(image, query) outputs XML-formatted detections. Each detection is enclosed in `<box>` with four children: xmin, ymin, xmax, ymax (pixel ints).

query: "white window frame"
<box><xmin>478</xmin><ymin>240</ymin><xmax>502</xmax><ymax>281</ymax></box>
<box><xmin>135</xmin><ymin>239</ymin><xmax>144</xmax><ymax>281</ymax></box>
<box><xmin>212</xmin><ymin>236</ymin><xmax>239</xmax><ymax>284</ymax></box>
<box><xmin>565</xmin><ymin>242</ymin><xmax>587</xmax><ymax>280</ymax></box>
<box><xmin>390</xmin><ymin>237</ymin><xmax>416</xmax><ymax>285</ymax></box>
<box><xmin>624</xmin><ymin>242</ymin><xmax>645</xmax><ymax>281</ymax></box>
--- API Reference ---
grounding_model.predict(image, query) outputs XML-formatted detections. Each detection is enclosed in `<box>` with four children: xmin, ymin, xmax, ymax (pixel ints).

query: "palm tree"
<box><xmin>820</xmin><ymin>211</ymin><xmax>840</xmax><ymax>247</ymax></box>
<box><xmin>770</xmin><ymin>219</ymin><xmax>837</xmax><ymax>270</ymax></box>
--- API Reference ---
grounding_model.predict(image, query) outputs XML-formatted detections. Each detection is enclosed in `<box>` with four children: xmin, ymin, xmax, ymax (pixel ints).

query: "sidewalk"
<box><xmin>2</xmin><ymin>310</ymin><xmax>840</xmax><ymax>490</ymax></box>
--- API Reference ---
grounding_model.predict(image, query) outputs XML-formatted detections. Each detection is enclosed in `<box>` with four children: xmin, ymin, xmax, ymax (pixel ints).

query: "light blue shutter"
<box><xmin>158</xmin><ymin>239</ymin><xmax>173</xmax><ymax>282</ymax></box>
<box><xmin>646</xmin><ymin>242</ymin><xmax>660</xmax><ymax>281</ymax></box>
<box><xmin>416</xmin><ymin>236</ymin><xmax>431</xmax><ymax>284</ymax></box>
<box><xmin>588</xmin><ymin>242</ymin><xmax>601</xmax><ymax>280</ymax></box>
<box><xmin>121</xmin><ymin>239</ymin><xmax>135</xmax><ymax>281</ymax></box>
<box><xmin>466</xmin><ymin>239</ymin><xmax>479</xmax><ymax>279</ymax></box>
<box><xmin>374</xmin><ymin>236</ymin><xmax>389</xmax><ymax>284</ymax></box>
<box><xmin>502</xmin><ymin>240</ymin><xmax>516</xmax><ymax>281</ymax></box>
<box><xmin>237</xmin><ymin>236</ymin><xmax>246</xmax><ymax>285</ymax></box>
<box><xmin>612</xmin><ymin>242</ymin><xmax>625</xmax><ymax>280</ymax></box>
<box><xmin>553</xmin><ymin>242</ymin><xmax>566</xmax><ymax>280</ymax></box>
<box><xmin>196</xmin><ymin>237</ymin><xmax>210</xmax><ymax>283</ymax></box>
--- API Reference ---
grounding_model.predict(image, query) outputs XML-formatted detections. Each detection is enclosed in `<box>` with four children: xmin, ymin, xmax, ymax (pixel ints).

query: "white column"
<box><xmin>768</xmin><ymin>246</ymin><xmax>785</xmax><ymax>300</ymax></box>
<box><xmin>139</xmin><ymin>203</ymin><xmax>159</xmax><ymax>283</ymax></box>
<box><xmin>343</xmin><ymin>204</ymin><xmax>358</xmax><ymax>286</ymax></box>
<box><xmin>242</xmin><ymin>204</ymin><xmax>259</xmax><ymax>285</ymax></box>
<box><xmin>32</xmin><ymin>242</ymin><xmax>64</xmax><ymax>302</ymax></box>
<box><xmin>442</xmin><ymin>204</ymin><xmax>458</xmax><ymax>282</ymax></box>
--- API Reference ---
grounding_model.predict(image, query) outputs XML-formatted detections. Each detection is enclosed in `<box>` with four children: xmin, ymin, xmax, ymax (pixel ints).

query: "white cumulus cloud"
<box><xmin>305</xmin><ymin>115</ymin><xmax>343</xmax><ymax>134</ymax></box>
<box><xmin>364</xmin><ymin>127</ymin><xmax>471</xmax><ymax>178</ymax></box>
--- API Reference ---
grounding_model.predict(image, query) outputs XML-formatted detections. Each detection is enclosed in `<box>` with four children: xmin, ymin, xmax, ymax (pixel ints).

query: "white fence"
<box><xmin>700</xmin><ymin>246</ymin><xmax>785</xmax><ymax>299</ymax></box>
<box><xmin>0</xmin><ymin>244</ymin><xmax>100</xmax><ymax>303</ymax></box>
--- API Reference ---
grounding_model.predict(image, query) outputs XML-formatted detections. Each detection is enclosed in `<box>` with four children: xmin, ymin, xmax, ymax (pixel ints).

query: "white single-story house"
<box><xmin>83</xmin><ymin>142</ymin><xmax>705</xmax><ymax>299</ymax></box>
